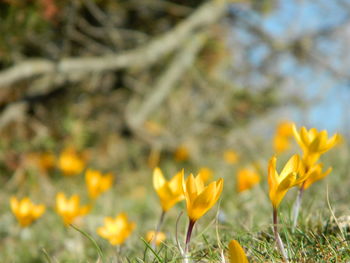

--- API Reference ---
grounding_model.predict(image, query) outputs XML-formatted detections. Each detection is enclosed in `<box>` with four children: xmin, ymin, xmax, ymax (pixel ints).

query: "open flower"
<box><xmin>228</xmin><ymin>240</ymin><xmax>249</xmax><ymax>263</ymax></box>
<box><xmin>182</xmin><ymin>174</ymin><xmax>223</xmax><ymax>222</ymax></box>
<box><xmin>153</xmin><ymin>167</ymin><xmax>184</xmax><ymax>212</ymax></box>
<box><xmin>146</xmin><ymin>230</ymin><xmax>166</xmax><ymax>246</ymax></box>
<box><xmin>55</xmin><ymin>192</ymin><xmax>90</xmax><ymax>225</ymax></box>
<box><xmin>97</xmin><ymin>213</ymin><xmax>135</xmax><ymax>245</ymax></box>
<box><xmin>237</xmin><ymin>168</ymin><xmax>260</xmax><ymax>193</ymax></box>
<box><xmin>293</xmin><ymin>125</ymin><xmax>340</xmax><ymax>166</ymax></box>
<box><xmin>85</xmin><ymin>169</ymin><xmax>113</xmax><ymax>199</ymax></box>
<box><xmin>298</xmin><ymin>162</ymin><xmax>332</xmax><ymax>190</ymax></box>
<box><xmin>58</xmin><ymin>148</ymin><xmax>85</xmax><ymax>176</ymax></box>
<box><xmin>268</xmin><ymin>155</ymin><xmax>300</xmax><ymax>208</ymax></box>
<box><xmin>10</xmin><ymin>197</ymin><xmax>45</xmax><ymax>227</ymax></box>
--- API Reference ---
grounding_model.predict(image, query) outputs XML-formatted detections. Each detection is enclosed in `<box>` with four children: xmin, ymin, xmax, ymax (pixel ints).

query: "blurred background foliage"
<box><xmin>1</xmin><ymin>0</ymin><xmax>350</xmax><ymax>173</ymax></box>
<box><xmin>0</xmin><ymin>0</ymin><xmax>349</xmax><ymax>178</ymax></box>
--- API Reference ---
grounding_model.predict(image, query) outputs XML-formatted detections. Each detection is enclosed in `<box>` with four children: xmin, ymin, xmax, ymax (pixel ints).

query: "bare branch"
<box><xmin>0</xmin><ymin>0</ymin><xmax>228</xmax><ymax>88</ymax></box>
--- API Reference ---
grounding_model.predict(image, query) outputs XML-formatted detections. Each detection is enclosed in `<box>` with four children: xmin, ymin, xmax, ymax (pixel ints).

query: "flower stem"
<box><xmin>292</xmin><ymin>182</ymin><xmax>305</xmax><ymax>231</ymax></box>
<box><xmin>152</xmin><ymin>210</ymin><xmax>166</xmax><ymax>249</ymax></box>
<box><xmin>183</xmin><ymin>219</ymin><xmax>196</xmax><ymax>263</ymax></box>
<box><xmin>273</xmin><ymin>208</ymin><xmax>289</xmax><ymax>262</ymax></box>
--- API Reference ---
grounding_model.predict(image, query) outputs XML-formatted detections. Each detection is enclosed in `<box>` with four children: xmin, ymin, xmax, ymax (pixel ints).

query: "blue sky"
<box><xmin>256</xmin><ymin>0</ymin><xmax>349</xmax><ymax>133</ymax></box>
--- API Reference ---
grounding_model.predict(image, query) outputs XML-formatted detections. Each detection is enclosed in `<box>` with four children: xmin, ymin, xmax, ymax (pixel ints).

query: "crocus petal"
<box><xmin>153</xmin><ymin>167</ymin><xmax>166</xmax><ymax>191</ymax></box>
<box><xmin>189</xmin><ymin>182</ymin><xmax>217</xmax><ymax>220</ymax></box>
<box><xmin>228</xmin><ymin>240</ymin><xmax>249</xmax><ymax>263</ymax></box>
<box><xmin>280</xmin><ymin>154</ymin><xmax>299</xmax><ymax>180</ymax></box>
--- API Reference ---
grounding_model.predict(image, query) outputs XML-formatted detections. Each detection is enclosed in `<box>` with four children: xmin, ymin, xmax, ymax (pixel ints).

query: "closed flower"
<box><xmin>182</xmin><ymin>173</ymin><xmax>223</xmax><ymax>222</ymax></box>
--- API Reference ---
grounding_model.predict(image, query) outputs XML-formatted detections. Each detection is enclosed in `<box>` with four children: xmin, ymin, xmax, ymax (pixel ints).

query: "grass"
<box><xmin>1</xmin><ymin>141</ymin><xmax>350</xmax><ymax>262</ymax></box>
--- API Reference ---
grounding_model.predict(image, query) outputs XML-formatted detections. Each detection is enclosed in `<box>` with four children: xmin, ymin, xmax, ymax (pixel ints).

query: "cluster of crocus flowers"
<box><xmin>236</xmin><ymin>168</ymin><xmax>260</xmax><ymax>193</ymax></box>
<box><xmin>223</xmin><ymin>150</ymin><xmax>239</xmax><ymax>164</ymax></box>
<box><xmin>58</xmin><ymin>148</ymin><xmax>85</xmax><ymax>176</ymax></box>
<box><xmin>273</xmin><ymin>121</ymin><xmax>294</xmax><ymax>153</ymax></box>
<box><xmin>291</xmin><ymin>125</ymin><xmax>340</xmax><ymax>227</ymax></box>
<box><xmin>85</xmin><ymin>169</ymin><xmax>113</xmax><ymax>199</ymax></box>
<box><xmin>182</xmin><ymin>173</ymin><xmax>223</xmax><ymax>257</ymax></box>
<box><xmin>97</xmin><ymin>213</ymin><xmax>135</xmax><ymax>245</ymax></box>
<box><xmin>10</xmin><ymin>197</ymin><xmax>45</xmax><ymax>227</ymax></box>
<box><xmin>55</xmin><ymin>192</ymin><xmax>90</xmax><ymax>225</ymax></box>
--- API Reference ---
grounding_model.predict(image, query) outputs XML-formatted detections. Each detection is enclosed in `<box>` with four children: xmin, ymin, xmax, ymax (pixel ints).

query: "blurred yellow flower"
<box><xmin>153</xmin><ymin>167</ymin><xmax>184</xmax><ymax>212</ymax></box>
<box><xmin>237</xmin><ymin>168</ymin><xmax>260</xmax><ymax>193</ymax></box>
<box><xmin>228</xmin><ymin>240</ymin><xmax>248</xmax><ymax>263</ymax></box>
<box><xmin>146</xmin><ymin>230</ymin><xmax>166</xmax><ymax>246</ymax></box>
<box><xmin>276</xmin><ymin>121</ymin><xmax>294</xmax><ymax>137</ymax></box>
<box><xmin>58</xmin><ymin>148</ymin><xmax>85</xmax><ymax>176</ymax></box>
<box><xmin>198</xmin><ymin>167</ymin><xmax>214</xmax><ymax>182</ymax></box>
<box><xmin>148</xmin><ymin>148</ymin><xmax>160</xmax><ymax>169</ymax></box>
<box><xmin>298</xmin><ymin>162</ymin><xmax>332</xmax><ymax>190</ymax></box>
<box><xmin>268</xmin><ymin>155</ymin><xmax>300</xmax><ymax>208</ymax></box>
<box><xmin>223</xmin><ymin>150</ymin><xmax>239</xmax><ymax>164</ymax></box>
<box><xmin>10</xmin><ymin>197</ymin><xmax>45</xmax><ymax>227</ymax></box>
<box><xmin>273</xmin><ymin>121</ymin><xmax>294</xmax><ymax>153</ymax></box>
<box><xmin>97</xmin><ymin>213</ymin><xmax>135</xmax><ymax>245</ymax></box>
<box><xmin>85</xmin><ymin>169</ymin><xmax>113</xmax><ymax>199</ymax></box>
<box><xmin>182</xmin><ymin>173</ymin><xmax>223</xmax><ymax>222</ymax></box>
<box><xmin>144</xmin><ymin>121</ymin><xmax>164</xmax><ymax>136</ymax></box>
<box><xmin>55</xmin><ymin>192</ymin><xmax>90</xmax><ymax>225</ymax></box>
<box><xmin>26</xmin><ymin>152</ymin><xmax>56</xmax><ymax>172</ymax></box>
<box><xmin>174</xmin><ymin>145</ymin><xmax>190</xmax><ymax>162</ymax></box>
<box><xmin>273</xmin><ymin>135</ymin><xmax>291</xmax><ymax>153</ymax></box>
<box><xmin>293</xmin><ymin>125</ymin><xmax>340</xmax><ymax>166</ymax></box>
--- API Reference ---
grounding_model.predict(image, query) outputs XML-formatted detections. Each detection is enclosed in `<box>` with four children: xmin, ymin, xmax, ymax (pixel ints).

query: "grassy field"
<box><xmin>0</xmin><ymin>132</ymin><xmax>349</xmax><ymax>263</ymax></box>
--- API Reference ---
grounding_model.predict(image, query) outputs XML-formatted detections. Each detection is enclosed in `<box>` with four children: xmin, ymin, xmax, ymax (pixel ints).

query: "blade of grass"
<box><xmin>70</xmin><ymin>224</ymin><xmax>104</xmax><ymax>262</ymax></box>
<box><xmin>140</xmin><ymin>237</ymin><xmax>163</xmax><ymax>263</ymax></box>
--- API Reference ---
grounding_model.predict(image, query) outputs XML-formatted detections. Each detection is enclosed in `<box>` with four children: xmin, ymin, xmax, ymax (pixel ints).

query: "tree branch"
<box><xmin>0</xmin><ymin>0</ymin><xmax>228</xmax><ymax>88</ymax></box>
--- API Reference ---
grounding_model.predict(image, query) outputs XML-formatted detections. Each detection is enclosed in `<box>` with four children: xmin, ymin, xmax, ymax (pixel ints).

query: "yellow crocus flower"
<box><xmin>58</xmin><ymin>148</ymin><xmax>85</xmax><ymax>176</ymax></box>
<box><xmin>97</xmin><ymin>213</ymin><xmax>135</xmax><ymax>245</ymax></box>
<box><xmin>85</xmin><ymin>169</ymin><xmax>113</xmax><ymax>199</ymax></box>
<box><xmin>153</xmin><ymin>167</ymin><xmax>184</xmax><ymax>212</ymax></box>
<box><xmin>236</xmin><ymin>168</ymin><xmax>260</xmax><ymax>193</ymax></box>
<box><xmin>10</xmin><ymin>197</ymin><xmax>45</xmax><ymax>227</ymax></box>
<box><xmin>268</xmin><ymin>155</ymin><xmax>300</xmax><ymax>208</ymax></box>
<box><xmin>293</xmin><ymin>125</ymin><xmax>340</xmax><ymax>166</ymax></box>
<box><xmin>55</xmin><ymin>192</ymin><xmax>90</xmax><ymax>225</ymax></box>
<box><xmin>298</xmin><ymin>162</ymin><xmax>332</xmax><ymax>190</ymax></box>
<box><xmin>182</xmin><ymin>173</ymin><xmax>223</xmax><ymax>222</ymax></box>
<box><xmin>174</xmin><ymin>145</ymin><xmax>190</xmax><ymax>162</ymax></box>
<box><xmin>273</xmin><ymin>121</ymin><xmax>294</xmax><ymax>153</ymax></box>
<box><xmin>223</xmin><ymin>150</ymin><xmax>239</xmax><ymax>164</ymax></box>
<box><xmin>228</xmin><ymin>240</ymin><xmax>249</xmax><ymax>263</ymax></box>
<box><xmin>198</xmin><ymin>167</ymin><xmax>214</xmax><ymax>182</ymax></box>
<box><xmin>146</xmin><ymin>230</ymin><xmax>166</xmax><ymax>246</ymax></box>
